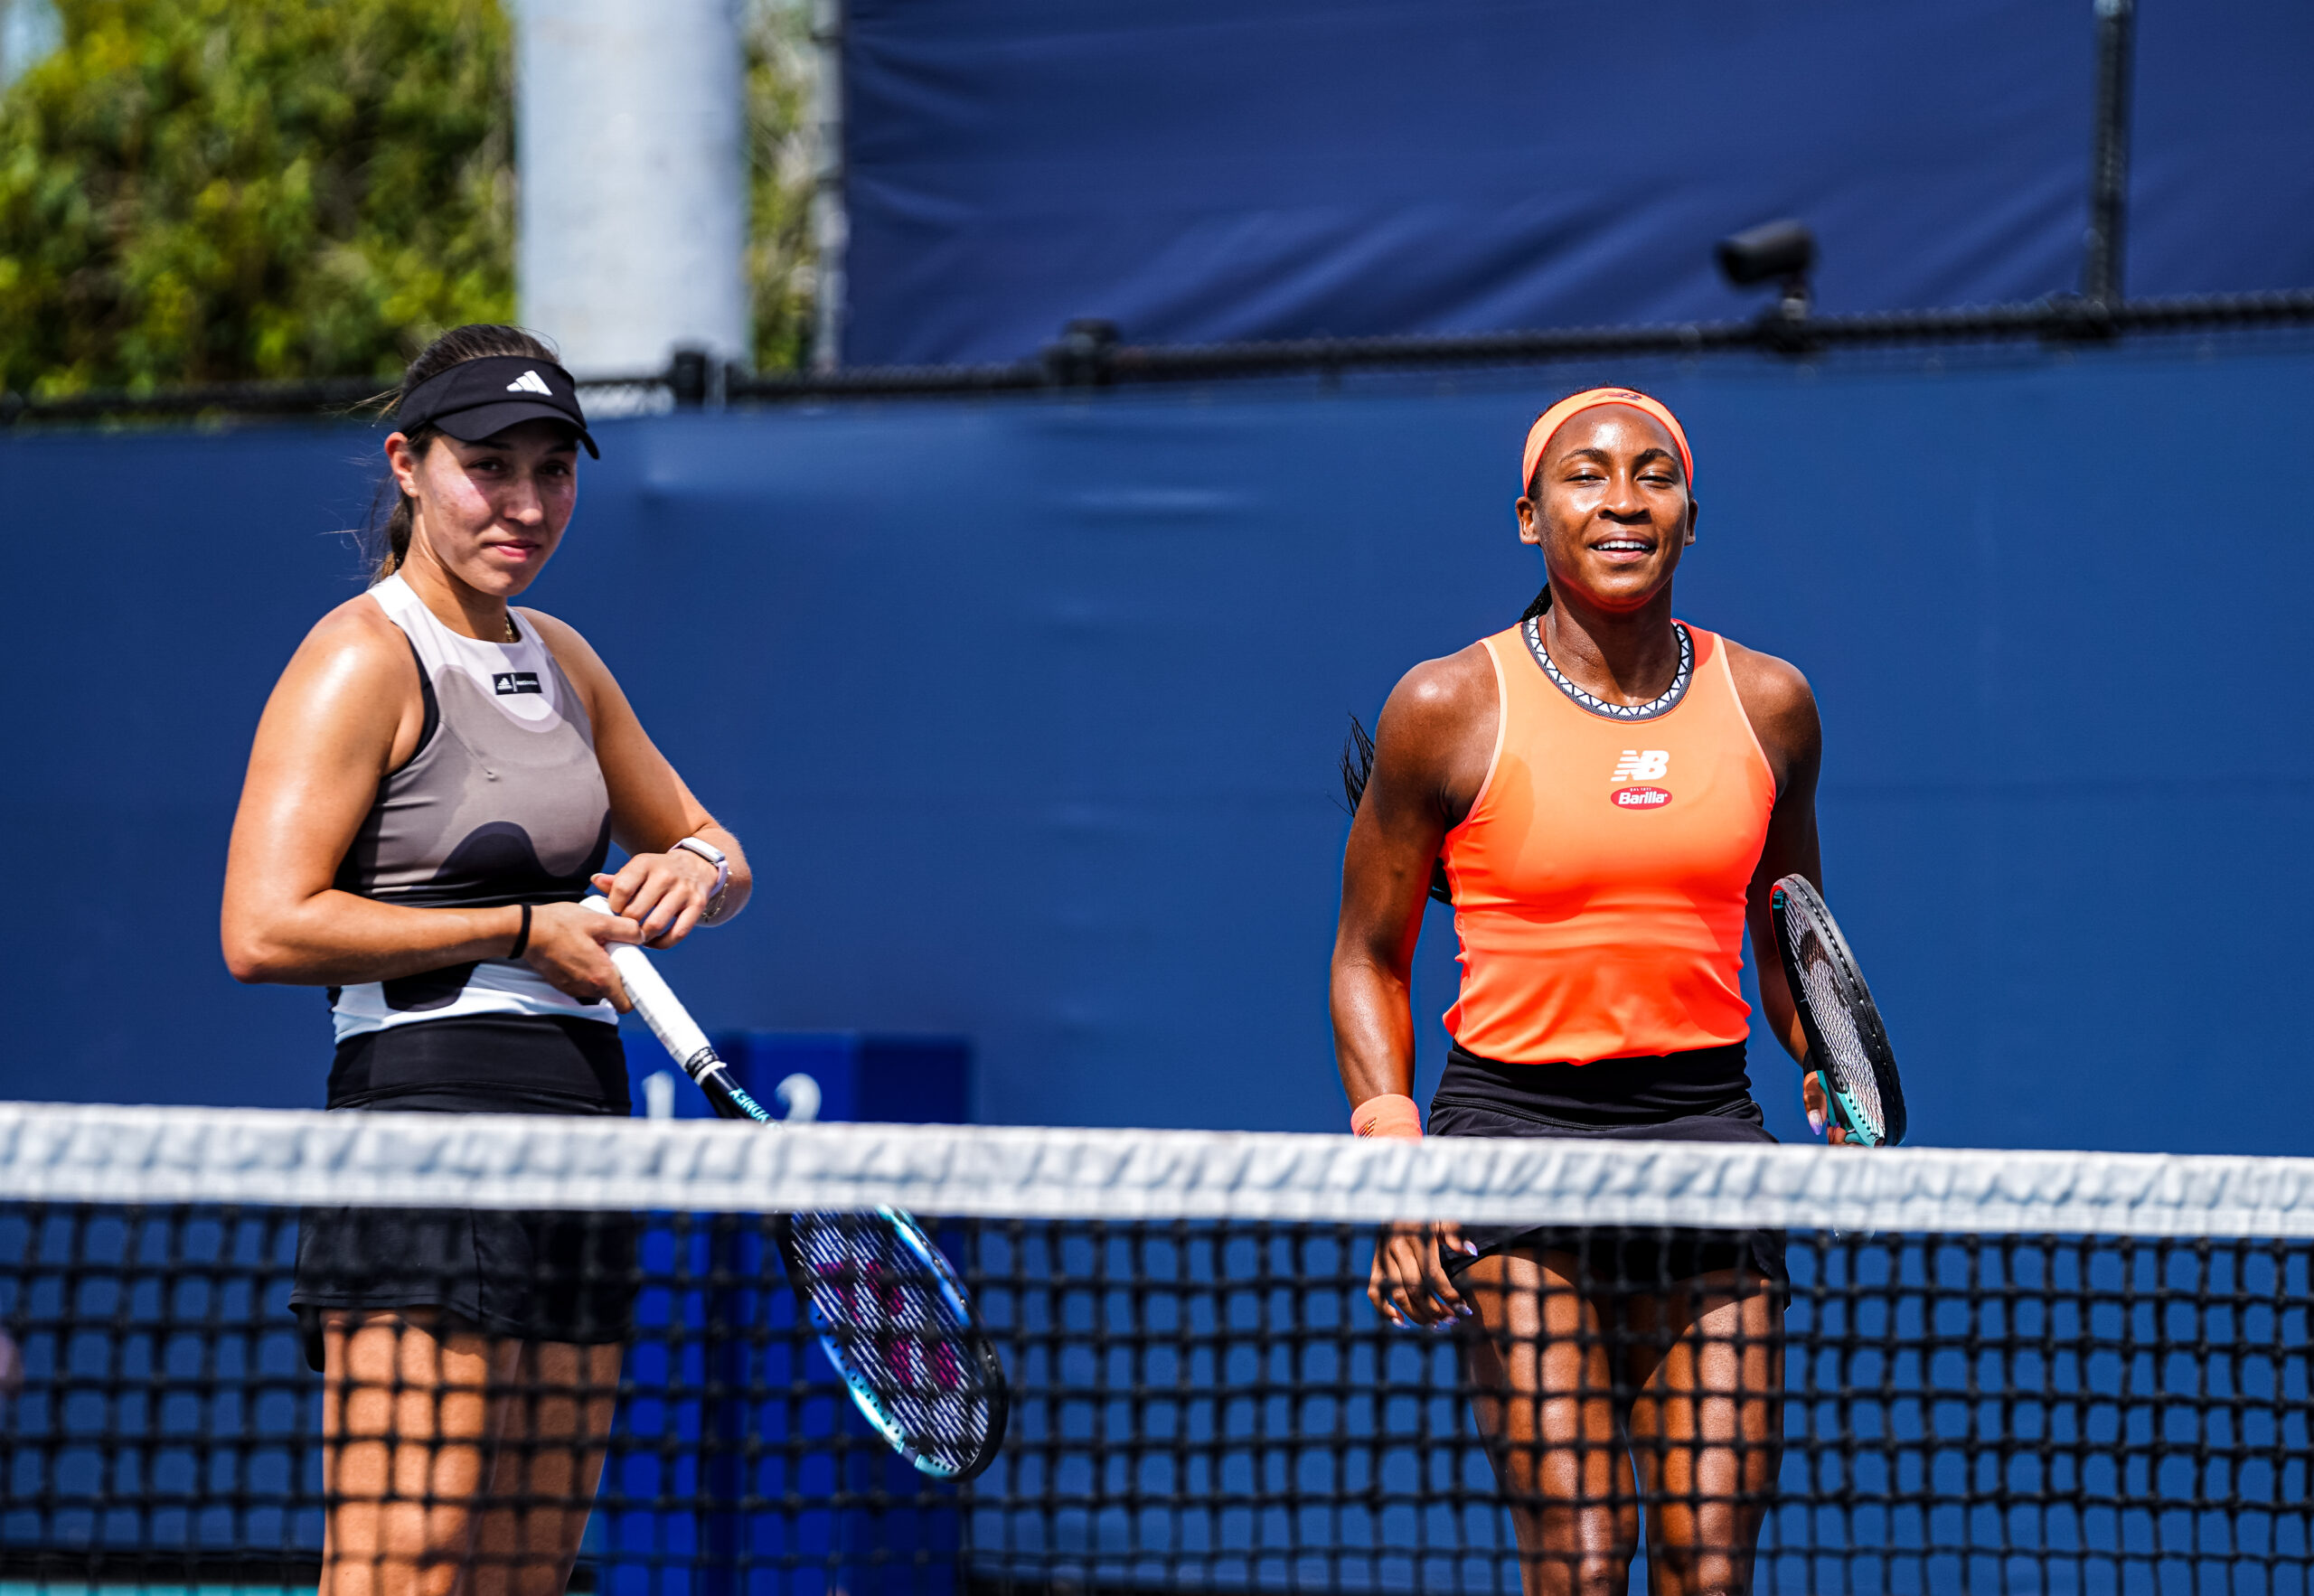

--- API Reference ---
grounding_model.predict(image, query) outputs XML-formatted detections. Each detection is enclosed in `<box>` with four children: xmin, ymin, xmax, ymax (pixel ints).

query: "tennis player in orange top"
<box><xmin>1331</xmin><ymin>388</ymin><xmax>1834</xmax><ymax>1596</ymax></box>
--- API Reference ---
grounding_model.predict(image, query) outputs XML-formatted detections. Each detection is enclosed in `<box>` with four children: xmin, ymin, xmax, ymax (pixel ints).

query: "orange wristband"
<box><xmin>1351</xmin><ymin>1094</ymin><xmax>1423</xmax><ymax>1140</ymax></box>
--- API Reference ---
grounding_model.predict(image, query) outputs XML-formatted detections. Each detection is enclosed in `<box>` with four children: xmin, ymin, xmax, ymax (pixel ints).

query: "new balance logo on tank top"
<box><xmin>329</xmin><ymin>575</ymin><xmax>616</xmax><ymax>1041</ymax></box>
<box><xmin>1439</xmin><ymin>619</ymin><xmax>1776</xmax><ymax>1066</ymax></box>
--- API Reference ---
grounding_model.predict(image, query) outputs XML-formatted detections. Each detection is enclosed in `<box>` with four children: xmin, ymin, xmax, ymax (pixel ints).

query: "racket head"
<box><xmin>1769</xmin><ymin>874</ymin><xmax>1906</xmax><ymax>1147</ymax></box>
<box><xmin>778</xmin><ymin>1206</ymin><xmax>1009</xmax><ymax>1480</ymax></box>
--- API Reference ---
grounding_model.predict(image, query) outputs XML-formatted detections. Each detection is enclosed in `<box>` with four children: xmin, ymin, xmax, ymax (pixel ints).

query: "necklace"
<box><xmin>1523</xmin><ymin>613</ymin><xmax>1694</xmax><ymax>721</ymax></box>
<box><xmin>502</xmin><ymin>612</ymin><xmax>518</xmax><ymax>643</ymax></box>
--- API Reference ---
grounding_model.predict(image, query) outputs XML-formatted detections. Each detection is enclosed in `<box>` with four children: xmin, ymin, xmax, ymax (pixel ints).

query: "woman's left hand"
<box><xmin>591</xmin><ymin>851</ymin><xmax>720</xmax><ymax>950</ymax></box>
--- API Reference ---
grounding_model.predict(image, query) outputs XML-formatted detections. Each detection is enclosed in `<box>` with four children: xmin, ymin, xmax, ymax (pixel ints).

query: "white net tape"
<box><xmin>0</xmin><ymin>1100</ymin><xmax>2310</xmax><ymax>1238</ymax></box>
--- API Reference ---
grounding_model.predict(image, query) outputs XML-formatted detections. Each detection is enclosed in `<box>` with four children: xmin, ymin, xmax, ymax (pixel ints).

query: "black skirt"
<box><xmin>289</xmin><ymin>1016</ymin><xmax>641</xmax><ymax>1370</ymax></box>
<box><xmin>1428</xmin><ymin>1041</ymin><xmax>1787</xmax><ymax>1291</ymax></box>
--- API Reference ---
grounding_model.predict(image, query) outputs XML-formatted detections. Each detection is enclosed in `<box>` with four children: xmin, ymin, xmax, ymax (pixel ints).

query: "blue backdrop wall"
<box><xmin>842</xmin><ymin>0</ymin><xmax>2314</xmax><ymax>363</ymax></box>
<box><xmin>4</xmin><ymin>336</ymin><xmax>2309</xmax><ymax>1153</ymax></box>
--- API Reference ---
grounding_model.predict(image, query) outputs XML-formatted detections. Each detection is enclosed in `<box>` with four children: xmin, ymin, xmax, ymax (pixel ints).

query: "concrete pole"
<box><xmin>1</xmin><ymin>0</ymin><xmax>64</xmax><ymax>89</ymax></box>
<box><xmin>2081</xmin><ymin>0</ymin><xmax>2136</xmax><ymax>306</ymax></box>
<box><xmin>514</xmin><ymin>0</ymin><xmax>751</xmax><ymax>380</ymax></box>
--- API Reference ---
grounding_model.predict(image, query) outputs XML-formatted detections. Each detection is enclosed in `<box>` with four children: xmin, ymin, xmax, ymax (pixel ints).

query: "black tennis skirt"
<box><xmin>289</xmin><ymin>1016</ymin><xmax>640</xmax><ymax>1371</ymax></box>
<box><xmin>1428</xmin><ymin>1040</ymin><xmax>1787</xmax><ymax>1291</ymax></box>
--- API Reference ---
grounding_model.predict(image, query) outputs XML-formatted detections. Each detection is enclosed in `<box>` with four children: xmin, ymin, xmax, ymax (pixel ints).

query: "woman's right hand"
<box><xmin>521</xmin><ymin>901</ymin><xmax>644</xmax><ymax>1010</ymax></box>
<box><xmin>1801</xmin><ymin>1068</ymin><xmax>1854</xmax><ymax>1145</ymax></box>
<box><xmin>1369</xmin><ymin>1221</ymin><xmax>1478</xmax><ymax>1328</ymax></box>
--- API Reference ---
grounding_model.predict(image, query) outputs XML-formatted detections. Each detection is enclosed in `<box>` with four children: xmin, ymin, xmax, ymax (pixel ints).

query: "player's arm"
<box><xmin>1728</xmin><ymin>645</ymin><xmax>1823</xmax><ymax>1063</ymax></box>
<box><xmin>1332</xmin><ymin>645</ymin><xmax>1494</xmax><ymax>1327</ymax></box>
<box><xmin>220</xmin><ymin>603</ymin><xmax>637</xmax><ymax>1003</ymax></box>
<box><xmin>1331</xmin><ymin>647</ymin><xmax>1492</xmax><ymax>1111</ymax></box>
<box><xmin>1727</xmin><ymin>643</ymin><xmax>1844</xmax><ymax>1139</ymax></box>
<box><xmin>525</xmin><ymin>610</ymin><xmax>753</xmax><ymax>948</ymax></box>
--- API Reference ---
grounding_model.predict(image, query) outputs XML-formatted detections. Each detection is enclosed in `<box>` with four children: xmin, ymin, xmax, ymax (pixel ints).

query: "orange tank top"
<box><xmin>1440</xmin><ymin>617</ymin><xmax>1776</xmax><ymax>1066</ymax></box>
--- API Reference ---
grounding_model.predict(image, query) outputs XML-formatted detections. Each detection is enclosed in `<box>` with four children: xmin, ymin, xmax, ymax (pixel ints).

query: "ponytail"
<box><xmin>375</xmin><ymin>488</ymin><xmax>420</xmax><ymax>581</ymax></box>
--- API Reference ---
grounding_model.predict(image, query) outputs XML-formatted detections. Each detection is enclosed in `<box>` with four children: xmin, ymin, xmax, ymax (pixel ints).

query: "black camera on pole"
<box><xmin>1717</xmin><ymin>219</ymin><xmax>1817</xmax><ymax>350</ymax></box>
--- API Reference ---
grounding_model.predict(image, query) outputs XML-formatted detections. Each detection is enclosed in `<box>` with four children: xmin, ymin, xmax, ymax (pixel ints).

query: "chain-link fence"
<box><xmin>6</xmin><ymin>287</ymin><xmax>2314</xmax><ymax>427</ymax></box>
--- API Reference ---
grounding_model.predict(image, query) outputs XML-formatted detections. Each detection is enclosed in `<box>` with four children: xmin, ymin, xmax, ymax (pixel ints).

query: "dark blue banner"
<box><xmin>843</xmin><ymin>0</ymin><xmax>2314</xmax><ymax>365</ymax></box>
<box><xmin>843</xmin><ymin>0</ymin><xmax>2098</xmax><ymax>362</ymax></box>
<box><xmin>2129</xmin><ymin>0</ymin><xmax>2314</xmax><ymax>297</ymax></box>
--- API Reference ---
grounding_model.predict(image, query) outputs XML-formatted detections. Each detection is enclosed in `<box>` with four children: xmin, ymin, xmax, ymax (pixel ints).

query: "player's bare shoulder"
<box><xmin>1721</xmin><ymin>635</ymin><xmax>1820</xmax><ymax>790</ymax></box>
<box><xmin>1374</xmin><ymin>640</ymin><xmax>1499</xmax><ymax>821</ymax></box>
<box><xmin>1384</xmin><ymin>641</ymin><xmax>1495</xmax><ymax>739</ymax></box>
<box><xmin>280</xmin><ymin>591</ymin><xmax>416</xmax><ymax>689</ymax></box>
<box><xmin>246</xmin><ymin>592</ymin><xmax>424</xmax><ymax>771</ymax></box>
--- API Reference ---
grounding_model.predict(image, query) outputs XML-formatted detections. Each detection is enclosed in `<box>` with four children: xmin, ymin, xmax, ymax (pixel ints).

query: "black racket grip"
<box><xmin>687</xmin><ymin>1049</ymin><xmax>774</xmax><ymax>1123</ymax></box>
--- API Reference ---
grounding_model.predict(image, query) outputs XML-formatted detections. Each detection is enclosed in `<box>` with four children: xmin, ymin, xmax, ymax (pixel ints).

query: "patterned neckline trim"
<box><xmin>1520</xmin><ymin>615</ymin><xmax>1695</xmax><ymax>722</ymax></box>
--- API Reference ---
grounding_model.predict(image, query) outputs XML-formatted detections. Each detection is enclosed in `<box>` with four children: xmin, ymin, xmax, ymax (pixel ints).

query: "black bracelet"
<box><xmin>508</xmin><ymin>903</ymin><xmax>532</xmax><ymax>961</ymax></box>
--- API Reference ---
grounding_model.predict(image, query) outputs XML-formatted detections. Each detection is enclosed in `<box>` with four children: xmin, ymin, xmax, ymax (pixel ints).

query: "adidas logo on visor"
<box><xmin>505</xmin><ymin>370</ymin><xmax>553</xmax><ymax>396</ymax></box>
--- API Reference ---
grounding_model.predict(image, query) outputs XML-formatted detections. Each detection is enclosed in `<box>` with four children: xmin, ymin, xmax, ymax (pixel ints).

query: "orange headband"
<box><xmin>1520</xmin><ymin>387</ymin><xmax>1694</xmax><ymax>494</ymax></box>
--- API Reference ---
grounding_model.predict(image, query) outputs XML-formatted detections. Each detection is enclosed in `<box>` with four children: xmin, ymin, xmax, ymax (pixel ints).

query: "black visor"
<box><xmin>393</xmin><ymin>354</ymin><xmax>598</xmax><ymax>458</ymax></box>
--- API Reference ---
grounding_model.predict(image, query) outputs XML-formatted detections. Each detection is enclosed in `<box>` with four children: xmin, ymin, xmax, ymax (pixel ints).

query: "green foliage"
<box><xmin>0</xmin><ymin>0</ymin><xmax>513</xmax><ymax>395</ymax></box>
<box><xmin>746</xmin><ymin>0</ymin><xmax>815</xmax><ymax>373</ymax></box>
<box><xmin>0</xmin><ymin>0</ymin><xmax>817</xmax><ymax>393</ymax></box>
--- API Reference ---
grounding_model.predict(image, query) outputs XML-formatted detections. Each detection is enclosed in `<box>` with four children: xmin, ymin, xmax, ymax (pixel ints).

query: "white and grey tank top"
<box><xmin>329</xmin><ymin>575</ymin><xmax>616</xmax><ymax>1041</ymax></box>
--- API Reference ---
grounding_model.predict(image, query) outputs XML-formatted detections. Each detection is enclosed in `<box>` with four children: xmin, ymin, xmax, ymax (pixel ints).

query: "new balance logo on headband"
<box><xmin>505</xmin><ymin>370</ymin><xmax>553</xmax><ymax>396</ymax></box>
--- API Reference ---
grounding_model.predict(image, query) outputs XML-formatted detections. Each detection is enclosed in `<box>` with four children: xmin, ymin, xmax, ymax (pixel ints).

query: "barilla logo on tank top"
<box><xmin>1611</xmin><ymin>749</ymin><xmax>1671</xmax><ymax>809</ymax></box>
<box><xmin>493</xmin><ymin>671</ymin><xmax>541</xmax><ymax>696</ymax></box>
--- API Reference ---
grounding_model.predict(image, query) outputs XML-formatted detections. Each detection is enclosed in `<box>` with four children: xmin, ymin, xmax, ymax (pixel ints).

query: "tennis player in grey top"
<box><xmin>221</xmin><ymin>323</ymin><xmax>752</xmax><ymax>1596</ymax></box>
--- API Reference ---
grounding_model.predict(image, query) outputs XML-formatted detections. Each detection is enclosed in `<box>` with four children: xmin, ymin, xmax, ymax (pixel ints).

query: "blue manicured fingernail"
<box><xmin>1808</xmin><ymin>1110</ymin><xmax>1826</xmax><ymax>1135</ymax></box>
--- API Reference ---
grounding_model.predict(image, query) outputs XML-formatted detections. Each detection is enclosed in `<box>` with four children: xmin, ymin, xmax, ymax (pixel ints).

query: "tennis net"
<box><xmin>1</xmin><ymin>1100</ymin><xmax>2310</xmax><ymax>1596</ymax></box>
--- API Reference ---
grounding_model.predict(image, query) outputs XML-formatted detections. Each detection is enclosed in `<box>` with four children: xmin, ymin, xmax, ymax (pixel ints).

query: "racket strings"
<box><xmin>786</xmin><ymin>1213</ymin><xmax>997</xmax><ymax>1469</ymax></box>
<box><xmin>1784</xmin><ymin>911</ymin><xmax>1885</xmax><ymax>1134</ymax></box>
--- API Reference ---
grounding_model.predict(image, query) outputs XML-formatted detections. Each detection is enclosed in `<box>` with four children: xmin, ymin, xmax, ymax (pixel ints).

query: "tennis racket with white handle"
<box><xmin>1768</xmin><ymin>876</ymin><xmax>1907</xmax><ymax>1147</ymax></box>
<box><xmin>580</xmin><ymin>896</ymin><xmax>1009</xmax><ymax>1479</ymax></box>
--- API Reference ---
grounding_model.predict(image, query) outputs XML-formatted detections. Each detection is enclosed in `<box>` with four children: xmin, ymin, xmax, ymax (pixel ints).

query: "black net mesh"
<box><xmin>2</xmin><ymin>1187</ymin><xmax>2309</xmax><ymax>1596</ymax></box>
